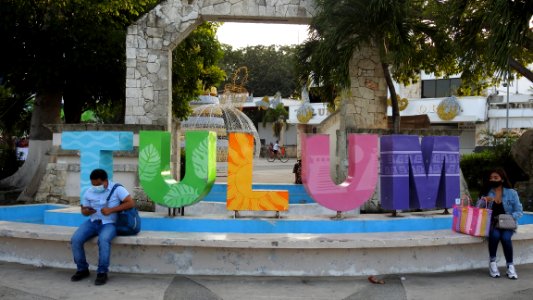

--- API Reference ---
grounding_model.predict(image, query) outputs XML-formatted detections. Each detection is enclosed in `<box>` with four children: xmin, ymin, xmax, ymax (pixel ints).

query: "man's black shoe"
<box><xmin>71</xmin><ymin>270</ymin><xmax>90</xmax><ymax>282</ymax></box>
<box><xmin>94</xmin><ymin>273</ymin><xmax>108</xmax><ymax>286</ymax></box>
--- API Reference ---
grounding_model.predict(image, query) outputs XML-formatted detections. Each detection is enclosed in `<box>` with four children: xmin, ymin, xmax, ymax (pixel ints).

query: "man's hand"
<box><xmin>81</xmin><ymin>207</ymin><xmax>96</xmax><ymax>216</ymax></box>
<box><xmin>484</xmin><ymin>196</ymin><xmax>494</xmax><ymax>202</ymax></box>
<box><xmin>101</xmin><ymin>207</ymin><xmax>114</xmax><ymax>216</ymax></box>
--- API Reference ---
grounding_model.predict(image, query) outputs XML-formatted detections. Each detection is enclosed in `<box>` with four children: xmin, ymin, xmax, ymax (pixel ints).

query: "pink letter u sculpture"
<box><xmin>301</xmin><ymin>134</ymin><xmax>379</xmax><ymax>212</ymax></box>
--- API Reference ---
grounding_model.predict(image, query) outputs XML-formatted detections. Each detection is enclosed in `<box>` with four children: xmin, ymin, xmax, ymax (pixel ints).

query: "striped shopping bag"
<box><xmin>452</xmin><ymin>202</ymin><xmax>474</xmax><ymax>234</ymax></box>
<box><xmin>452</xmin><ymin>196</ymin><xmax>492</xmax><ymax>237</ymax></box>
<box><xmin>468</xmin><ymin>203</ymin><xmax>492</xmax><ymax>237</ymax></box>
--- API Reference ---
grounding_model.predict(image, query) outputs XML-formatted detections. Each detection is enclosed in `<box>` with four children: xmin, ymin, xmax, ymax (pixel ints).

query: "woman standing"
<box><xmin>478</xmin><ymin>168</ymin><xmax>523</xmax><ymax>279</ymax></box>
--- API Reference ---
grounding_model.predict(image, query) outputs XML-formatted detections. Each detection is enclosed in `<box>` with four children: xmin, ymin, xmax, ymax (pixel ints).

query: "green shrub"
<box><xmin>461</xmin><ymin>148</ymin><xmax>528</xmax><ymax>199</ymax></box>
<box><xmin>461</xmin><ymin>151</ymin><xmax>497</xmax><ymax>193</ymax></box>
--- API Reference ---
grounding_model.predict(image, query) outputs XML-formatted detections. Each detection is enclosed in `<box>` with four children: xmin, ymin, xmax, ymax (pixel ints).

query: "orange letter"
<box><xmin>226</xmin><ymin>133</ymin><xmax>288</xmax><ymax>211</ymax></box>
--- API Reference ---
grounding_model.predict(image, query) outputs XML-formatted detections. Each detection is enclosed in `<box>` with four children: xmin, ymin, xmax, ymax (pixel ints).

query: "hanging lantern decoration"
<box><xmin>327</xmin><ymin>96</ymin><xmax>341</xmax><ymax>113</ymax></box>
<box><xmin>256</xmin><ymin>96</ymin><xmax>270</xmax><ymax>110</ymax></box>
<box><xmin>296</xmin><ymin>87</ymin><xmax>314</xmax><ymax>123</ymax></box>
<box><xmin>271</xmin><ymin>91</ymin><xmax>282</xmax><ymax>108</ymax></box>
<box><xmin>436</xmin><ymin>96</ymin><xmax>461</xmax><ymax>121</ymax></box>
<box><xmin>387</xmin><ymin>96</ymin><xmax>409</xmax><ymax>111</ymax></box>
<box><xmin>296</xmin><ymin>104</ymin><xmax>314</xmax><ymax>123</ymax></box>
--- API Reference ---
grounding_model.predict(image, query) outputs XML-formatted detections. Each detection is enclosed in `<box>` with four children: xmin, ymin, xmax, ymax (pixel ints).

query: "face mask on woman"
<box><xmin>489</xmin><ymin>180</ymin><xmax>503</xmax><ymax>188</ymax></box>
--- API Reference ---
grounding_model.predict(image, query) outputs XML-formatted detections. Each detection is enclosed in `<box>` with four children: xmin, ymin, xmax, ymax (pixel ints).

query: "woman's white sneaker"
<box><xmin>489</xmin><ymin>262</ymin><xmax>500</xmax><ymax>278</ymax></box>
<box><xmin>506</xmin><ymin>264</ymin><xmax>518</xmax><ymax>279</ymax></box>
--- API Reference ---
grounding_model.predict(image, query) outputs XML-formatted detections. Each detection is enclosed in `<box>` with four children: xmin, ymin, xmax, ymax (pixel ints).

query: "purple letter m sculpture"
<box><xmin>380</xmin><ymin>135</ymin><xmax>460</xmax><ymax>210</ymax></box>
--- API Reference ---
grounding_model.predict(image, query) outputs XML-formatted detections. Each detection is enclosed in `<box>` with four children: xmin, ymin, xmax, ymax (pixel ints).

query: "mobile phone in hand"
<box><xmin>83</xmin><ymin>206</ymin><xmax>96</xmax><ymax>213</ymax></box>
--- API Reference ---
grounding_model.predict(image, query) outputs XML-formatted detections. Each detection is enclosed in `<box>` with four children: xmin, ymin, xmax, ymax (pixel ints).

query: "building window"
<box><xmin>422</xmin><ymin>78</ymin><xmax>461</xmax><ymax>98</ymax></box>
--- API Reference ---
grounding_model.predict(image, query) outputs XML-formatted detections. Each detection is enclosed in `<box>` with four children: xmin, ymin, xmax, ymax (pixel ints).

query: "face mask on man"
<box><xmin>489</xmin><ymin>180</ymin><xmax>503</xmax><ymax>188</ymax></box>
<box><xmin>92</xmin><ymin>185</ymin><xmax>106</xmax><ymax>193</ymax></box>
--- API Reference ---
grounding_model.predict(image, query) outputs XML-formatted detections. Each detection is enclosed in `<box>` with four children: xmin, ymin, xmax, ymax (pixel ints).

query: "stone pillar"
<box><xmin>345</xmin><ymin>44</ymin><xmax>388</xmax><ymax>130</ymax></box>
<box><xmin>125</xmin><ymin>28</ymin><xmax>172</xmax><ymax>129</ymax></box>
<box><xmin>296</xmin><ymin>124</ymin><xmax>309</xmax><ymax>160</ymax></box>
<box><xmin>279</xmin><ymin>120</ymin><xmax>286</xmax><ymax>147</ymax></box>
<box><xmin>336</xmin><ymin>44</ymin><xmax>387</xmax><ymax>182</ymax></box>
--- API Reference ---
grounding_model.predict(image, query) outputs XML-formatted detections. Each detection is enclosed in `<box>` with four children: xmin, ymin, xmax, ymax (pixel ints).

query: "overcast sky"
<box><xmin>216</xmin><ymin>23</ymin><xmax>310</xmax><ymax>49</ymax></box>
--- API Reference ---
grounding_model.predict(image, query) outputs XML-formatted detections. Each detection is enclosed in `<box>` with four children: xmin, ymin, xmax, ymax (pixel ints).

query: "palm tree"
<box><xmin>297</xmin><ymin>0</ymin><xmax>455</xmax><ymax>133</ymax></box>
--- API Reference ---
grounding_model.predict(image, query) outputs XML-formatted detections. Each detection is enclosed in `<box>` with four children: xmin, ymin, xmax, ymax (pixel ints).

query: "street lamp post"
<box><xmin>506</xmin><ymin>59</ymin><xmax>510</xmax><ymax>133</ymax></box>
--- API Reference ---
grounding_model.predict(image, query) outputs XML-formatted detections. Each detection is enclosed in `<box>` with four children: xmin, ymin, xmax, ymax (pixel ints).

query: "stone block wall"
<box><xmin>36</xmin><ymin>163</ymin><xmax>68</xmax><ymax>204</ymax></box>
<box><xmin>35</xmin><ymin>152</ymin><xmax>141</xmax><ymax>205</ymax></box>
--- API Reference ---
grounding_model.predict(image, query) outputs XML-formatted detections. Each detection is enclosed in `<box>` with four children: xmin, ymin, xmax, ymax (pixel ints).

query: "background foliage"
<box><xmin>218</xmin><ymin>45</ymin><xmax>299</xmax><ymax>98</ymax></box>
<box><xmin>460</xmin><ymin>131</ymin><xmax>528</xmax><ymax>201</ymax></box>
<box><xmin>172</xmin><ymin>22</ymin><xmax>226</xmax><ymax>120</ymax></box>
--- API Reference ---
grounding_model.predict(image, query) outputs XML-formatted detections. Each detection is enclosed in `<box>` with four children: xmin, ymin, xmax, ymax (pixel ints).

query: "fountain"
<box><xmin>181</xmin><ymin>67</ymin><xmax>261</xmax><ymax>160</ymax></box>
<box><xmin>1</xmin><ymin>131</ymin><xmax>533</xmax><ymax>276</ymax></box>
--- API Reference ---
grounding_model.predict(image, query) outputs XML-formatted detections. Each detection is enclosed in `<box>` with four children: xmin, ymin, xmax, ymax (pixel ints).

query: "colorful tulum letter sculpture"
<box><xmin>301</xmin><ymin>134</ymin><xmax>379</xmax><ymax>212</ymax></box>
<box><xmin>380</xmin><ymin>135</ymin><xmax>460</xmax><ymax>210</ymax></box>
<box><xmin>63</xmin><ymin>130</ymin><xmax>462</xmax><ymax>213</ymax></box>
<box><xmin>62</xmin><ymin>131</ymin><xmax>133</xmax><ymax>200</ymax></box>
<box><xmin>226</xmin><ymin>133</ymin><xmax>289</xmax><ymax>211</ymax></box>
<box><xmin>138</xmin><ymin>130</ymin><xmax>217</xmax><ymax>208</ymax></box>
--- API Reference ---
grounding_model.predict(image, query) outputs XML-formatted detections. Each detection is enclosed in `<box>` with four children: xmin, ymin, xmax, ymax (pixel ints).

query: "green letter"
<box><xmin>138</xmin><ymin>131</ymin><xmax>216</xmax><ymax>208</ymax></box>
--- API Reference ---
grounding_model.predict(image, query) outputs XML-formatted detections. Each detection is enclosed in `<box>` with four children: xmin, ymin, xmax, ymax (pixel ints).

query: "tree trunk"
<box><xmin>509</xmin><ymin>58</ymin><xmax>533</xmax><ymax>83</ymax></box>
<box><xmin>0</xmin><ymin>91</ymin><xmax>62</xmax><ymax>202</ymax></box>
<box><xmin>63</xmin><ymin>90</ymin><xmax>84</xmax><ymax>124</ymax></box>
<box><xmin>382</xmin><ymin>63</ymin><xmax>400</xmax><ymax>133</ymax></box>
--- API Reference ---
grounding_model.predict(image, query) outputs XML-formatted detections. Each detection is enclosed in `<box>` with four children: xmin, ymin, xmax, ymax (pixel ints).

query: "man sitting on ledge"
<box><xmin>70</xmin><ymin>169</ymin><xmax>135</xmax><ymax>286</ymax></box>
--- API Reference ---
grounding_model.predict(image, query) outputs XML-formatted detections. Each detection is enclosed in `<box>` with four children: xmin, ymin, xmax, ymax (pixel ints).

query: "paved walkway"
<box><xmin>1</xmin><ymin>261</ymin><xmax>533</xmax><ymax>300</ymax></box>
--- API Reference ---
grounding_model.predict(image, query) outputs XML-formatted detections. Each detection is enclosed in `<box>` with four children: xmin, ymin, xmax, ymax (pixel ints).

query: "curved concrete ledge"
<box><xmin>2</xmin><ymin>220</ymin><xmax>533</xmax><ymax>276</ymax></box>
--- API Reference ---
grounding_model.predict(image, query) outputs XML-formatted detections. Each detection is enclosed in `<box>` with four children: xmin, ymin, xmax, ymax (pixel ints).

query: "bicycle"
<box><xmin>266</xmin><ymin>145</ymin><xmax>289</xmax><ymax>163</ymax></box>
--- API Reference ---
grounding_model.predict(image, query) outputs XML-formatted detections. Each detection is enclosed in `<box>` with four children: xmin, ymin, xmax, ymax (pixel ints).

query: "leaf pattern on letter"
<box><xmin>163</xmin><ymin>183</ymin><xmax>199</xmax><ymax>207</ymax></box>
<box><xmin>139</xmin><ymin>144</ymin><xmax>161</xmax><ymax>182</ymax></box>
<box><xmin>192</xmin><ymin>138</ymin><xmax>208</xmax><ymax>179</ymax></box>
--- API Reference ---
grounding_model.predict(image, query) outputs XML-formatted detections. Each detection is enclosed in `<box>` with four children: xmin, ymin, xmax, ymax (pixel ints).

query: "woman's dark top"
<box><xmin>492</xmin><ymin>202</ymin><xmax>505</xmax><ymax>218</ymax></box>
<box><xmin>491</xmin><ymin>202</ymin><xmax>506</xmax><ymax>228</ymax></box>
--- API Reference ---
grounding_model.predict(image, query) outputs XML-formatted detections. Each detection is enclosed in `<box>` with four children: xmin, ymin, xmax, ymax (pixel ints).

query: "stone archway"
<box><xmin>125</xmin><ymin>0</ymin><xmax>387</xmax><ymax>131</ymax></box>
<box><xmin>125</xmin><ymin>0</ymin><xmax>317</xmax><ymax>129</ymax></box>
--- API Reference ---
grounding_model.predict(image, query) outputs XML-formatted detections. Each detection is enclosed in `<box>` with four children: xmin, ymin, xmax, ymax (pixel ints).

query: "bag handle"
<box><xmin>105</xmin><ymin>184</ymin><xmax>122</xmax><ymax>206</ymax></box>
<box><xmin>479</xmin><ymin>196</ymin><xmax>493</xmax><ymax>209</ymax></box>
<box><xmin>460</xmin><ymin>194</ymin><xmax>471</xmax><ymax>206</ymax></box>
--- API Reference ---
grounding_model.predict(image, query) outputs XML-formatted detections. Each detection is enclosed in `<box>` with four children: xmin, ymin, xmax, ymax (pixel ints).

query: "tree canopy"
<box><xmin>439</xmin><ymin>0</ymin><xmax>533</xmax><ymax>82</ymax></box>
<box><xmin>297</xmin><ymin>0</ymin><xmax>459</xmax><ymax>131</ymax></box>
<box><xmin>298</xmin><ymin>0</ymin><xmax>532</xmax><ymax>101</ymax></box>
<box><xmin>0</xmin><ymin>0</ymin><xmax>160</xmax><ymax>127</ymax></box>
<box><xmin>172</xmin><ymin>22</ymin><xmax>226</xmax><ymax>120</ymax></box>
<box><xmin>297</xmin><ymin>0</ymin><xmax>532</xmax><ymax>132</ymax></box>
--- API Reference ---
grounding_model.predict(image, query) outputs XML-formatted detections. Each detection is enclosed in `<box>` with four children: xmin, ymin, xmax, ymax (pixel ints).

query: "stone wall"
<box><xmin>125</xmin><ymin>0</ymin><xmax>317</xmax><ymax>128</ymax></box>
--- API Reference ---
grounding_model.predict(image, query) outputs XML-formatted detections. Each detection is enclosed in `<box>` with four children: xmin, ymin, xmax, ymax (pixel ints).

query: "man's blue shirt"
<box><xmin>81</xmin><ymin>181</ymin><xmax>129</xmax><ymax>224</ymax></box>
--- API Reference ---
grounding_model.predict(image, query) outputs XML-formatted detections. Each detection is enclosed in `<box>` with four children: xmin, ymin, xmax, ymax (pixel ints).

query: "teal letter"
<box><xmin>62</xmin><ymin>131</ymin><xmax>133</xmax><ymax>201</ymax></box>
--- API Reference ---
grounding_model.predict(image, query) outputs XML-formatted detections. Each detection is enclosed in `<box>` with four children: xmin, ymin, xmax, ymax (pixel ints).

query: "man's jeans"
<box><xmin>488</xmin><ymin>227</ymin><xmax>514</xmax><ymax>264</ymax></box>
<box><xmin>71</xmin><ymin>219</ymin><xmax>117</xmax><ymax>274</ymax></box>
